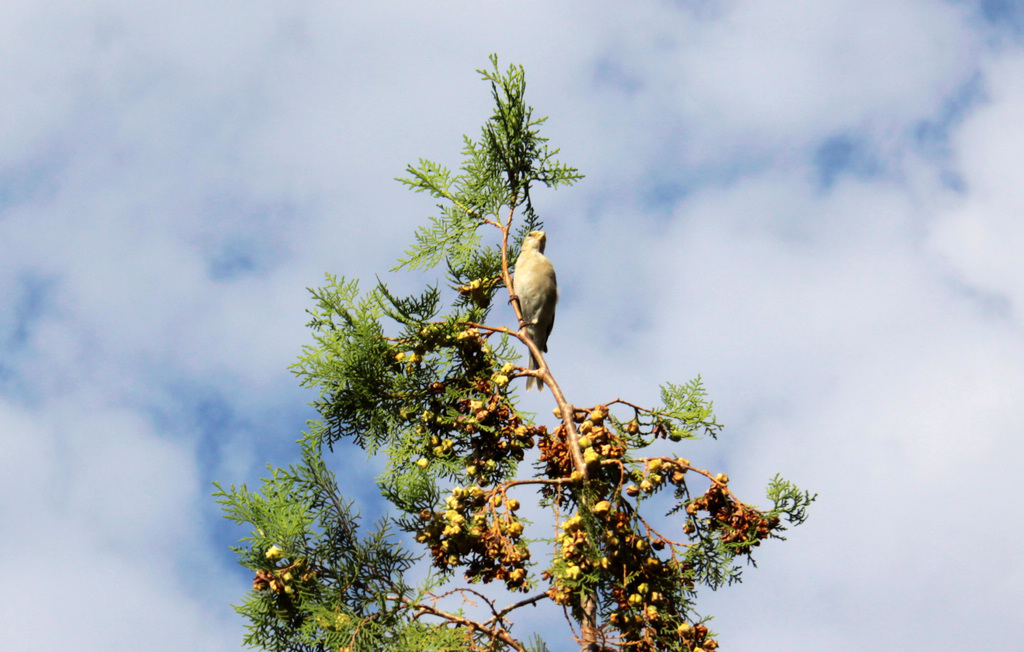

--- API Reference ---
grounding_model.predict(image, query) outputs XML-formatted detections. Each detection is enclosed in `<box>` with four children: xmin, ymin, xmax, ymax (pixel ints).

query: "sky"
<box><xmin>2</xmin><ymin>1</ymin><xmax>1023</xmax><ymax>650</ymax></box>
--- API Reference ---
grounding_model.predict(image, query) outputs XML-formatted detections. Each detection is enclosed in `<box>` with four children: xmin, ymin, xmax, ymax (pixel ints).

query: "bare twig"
<box><xmin>485</xmin><ymin>591</ymin><xmax>550</xmax><ymax>627</ymax></box>
<box><xmin>405</xmin><ymin>598</ymin><xmax>527</xmax><ymax>652</ymax></box>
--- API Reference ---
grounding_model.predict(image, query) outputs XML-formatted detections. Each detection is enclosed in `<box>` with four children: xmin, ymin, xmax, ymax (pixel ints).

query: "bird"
<box><xmin>513</xmin><ymin>230</ymin><xmax>558</xmax><ymax>391</ymax></box>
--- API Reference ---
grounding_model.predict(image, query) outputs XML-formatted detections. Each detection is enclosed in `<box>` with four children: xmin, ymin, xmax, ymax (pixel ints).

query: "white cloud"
<box><xmin>0</xmin><ymin>398</ymin><xmax>242</xmax><ymax>650</ymax></box>
<box><xmin>681</xmin><ymin>0</ymin><xmax>977</xmax><ymax>137</ymax></box>
<box><xmin>928</xmin><ymin>50</ymin><xmax>1024</xmax><ymax>322</ymax></box>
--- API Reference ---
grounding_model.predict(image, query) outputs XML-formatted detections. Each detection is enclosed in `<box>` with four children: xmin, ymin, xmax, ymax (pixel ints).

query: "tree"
<box><xmin>214</xmin><ymin>55</ymin><xmax>815</xmax><ymax>652</ymax></box>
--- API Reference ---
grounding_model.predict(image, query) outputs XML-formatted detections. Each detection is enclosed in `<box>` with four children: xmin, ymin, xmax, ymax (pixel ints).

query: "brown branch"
<box><xmin>427</xmin><ymin>586</ymin><xmax>496</xmax><ymax>615</ymax></box>
<box><xmin>498</xmin><ymin>477</ymin><xmax>575</xmax><ymax>491</ymax></box>
<box><xmin>487</xmin><ymin>218</ymin><xmax>588</xmax><ymax>480</ymax></box>
<box><xmin>636</xmin><ymin>456</ymin><xmax>752</xmax><ymax>507</ymax></box>
<box><xmin>606</xmin><ymin>398</ymin><xmax>650</xmax><ymax>413</ymax></box>
<box><xmin>485</xmin><ymin>591</ymin><xmax>550</xmax><ymax>627</ymax></box>
<box><xmin>635</xmin><ymin>511</ymin><xmax>691</xmax><ymax>550</ymax></box>
<box><xmin>406</xmin><ymin>598</ymin><xmax>527</xmax><ymax>652</ymax></box>
<box><xmin>492</xmin><ymin>204</ymin><xmax>596</xmax><ymax>651</ymax></box>
<box><xmin>499</xmin><ymin>205</ymin><xmax>521</xmax><ymax>323</ymax></box>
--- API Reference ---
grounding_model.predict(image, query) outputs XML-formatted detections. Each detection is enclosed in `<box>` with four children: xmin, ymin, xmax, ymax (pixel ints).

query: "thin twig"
<box><xmin>485</xmin><ymin>591</ymin><xmax>550</xmax><ymax>626</ymax></box>
<box><xmin>405</xmin><ymin>598</ymin><xmax>527</xmax><ymax>652</ymax></box>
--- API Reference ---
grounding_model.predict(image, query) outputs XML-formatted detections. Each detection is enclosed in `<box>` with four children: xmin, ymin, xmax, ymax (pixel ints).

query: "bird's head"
<box><xmin>525</xmin><ymin>230</ymin><xmax>547</xmax><ymax>254</ymax></box>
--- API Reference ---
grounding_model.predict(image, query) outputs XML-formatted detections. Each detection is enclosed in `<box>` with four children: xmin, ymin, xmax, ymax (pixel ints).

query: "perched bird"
<box><xmin>514</xmin><ymin>231</ymin><xmax>558</xmax><ymax>391</ymax></box>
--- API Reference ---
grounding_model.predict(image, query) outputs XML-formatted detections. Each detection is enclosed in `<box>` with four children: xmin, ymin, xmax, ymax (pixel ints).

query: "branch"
<box><xmin>636</xmin><ymin>456</ymin><xmax>750</xmax><ymax>507</ymax></box>
<box><xmin>498</xmin><ymin>477</ymin><xmax>576</xmax><ymax>490</ymax></box>
<box><xmin>485</xmin><ymin>591</ymin><xmax>550</xmax><ymax>627</ymax></box>
<box><xmin>404</xmin><ymin>597</ymin><xmax>527</xmax><ymax>652</ymax></box>
<box><xmin>492</xmin><ymin>201</ymin><xmax>595</xmax><ymax>650</ymax></box>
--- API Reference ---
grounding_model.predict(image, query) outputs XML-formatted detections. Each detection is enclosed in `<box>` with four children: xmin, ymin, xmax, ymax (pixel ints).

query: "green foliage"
<box><xmin>524</xmin><ymin>635</ymin><xmax>550</xmax><ymax>652</ymax></box>
<box><xmin>214</xmin><ymin>438</ymin><xmax>458</xmax><ymax>652</ymax></box>
<box><xmin>216</xmin><ymin>55</ymin><xmax>814</xmax><ymax>652</ymax></box>
<box><xmin>395</xmin><ymin>54</ymin><xmax>581</xmax><ymax>285</ymax></box>
<box><xmin>653</xmin><ymin>378</ymin><xmax>723</xmax><ymax>441</ymax></box>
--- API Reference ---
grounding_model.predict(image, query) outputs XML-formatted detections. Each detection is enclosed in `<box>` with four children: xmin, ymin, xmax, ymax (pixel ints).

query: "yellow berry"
<box><xmin>265</xmin><ymin>545</ymin><xmax>284</xmax><ymax>561</ymax></box>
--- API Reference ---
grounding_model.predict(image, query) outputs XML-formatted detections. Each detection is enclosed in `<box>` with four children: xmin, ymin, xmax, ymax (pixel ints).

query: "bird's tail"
<box><xmin>526</xmin><ymin>353</ymin><xmax>545</xmax><ymax>392</ymax></box>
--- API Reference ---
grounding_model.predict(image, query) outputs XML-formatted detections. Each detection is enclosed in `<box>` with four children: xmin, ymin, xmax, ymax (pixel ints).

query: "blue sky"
<box><xmin>3</xmin><ymin>1</ymin><xmax>1024</xmax><ymax>649</ymax></box>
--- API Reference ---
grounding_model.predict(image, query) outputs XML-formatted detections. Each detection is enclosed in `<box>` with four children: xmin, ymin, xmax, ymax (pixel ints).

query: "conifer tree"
<box><xmin>215</xmin><ymin>55</ymin><xmax>815</xmax><ymax>652</ymax></box>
